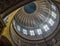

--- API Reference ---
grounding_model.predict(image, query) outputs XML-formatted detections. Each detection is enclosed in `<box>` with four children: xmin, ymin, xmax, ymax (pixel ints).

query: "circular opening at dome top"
<box><xmin>24</xmin><ymin>3</ymin><xmax>36</xmax><ymax>14</ymax></box>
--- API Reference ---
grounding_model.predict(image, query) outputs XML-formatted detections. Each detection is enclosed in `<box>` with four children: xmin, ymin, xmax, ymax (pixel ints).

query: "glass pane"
<box><xmin>51</xmin><ymin>12</ymin><xmax>57</xmax><ymax>19</ymax></box>
<box><xmin>30</xmin><ymin>30</ymin><xmax>35</xmax><ymax>36</ymax></box>
<box><xmin>48</xmin><ymin>18</ymin><xmax>54</xmax><ymax>26</ymax></box>
<box><xmin>23</xmin><ymin>29</ymin><xmax>27</xmax><ymax>35</ymax></box>
<box><xmin>37</xmin><ymin>29</ymin><xmax>42</xmax><ymax>35</ymax></box>
<box><xmin>16</xmin><ymin>25</ymin><xmax>20</xmax><ymax>31</ymax></box>
<box><xmin>51</xmin><ymin>5</ymin><xmax>56</xmax><ymax>10</ymax></box>
<box><xmin>43</xmin><ymin>24</ymin><xmax>50</xmax><ymax>31</ymax></box>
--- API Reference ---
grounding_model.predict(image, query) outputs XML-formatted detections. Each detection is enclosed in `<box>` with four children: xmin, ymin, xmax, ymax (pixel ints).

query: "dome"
<box><xmin>10</xmin><ymin>0</ymin><xmax>59</xmax><ymax>43</ymax></box>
